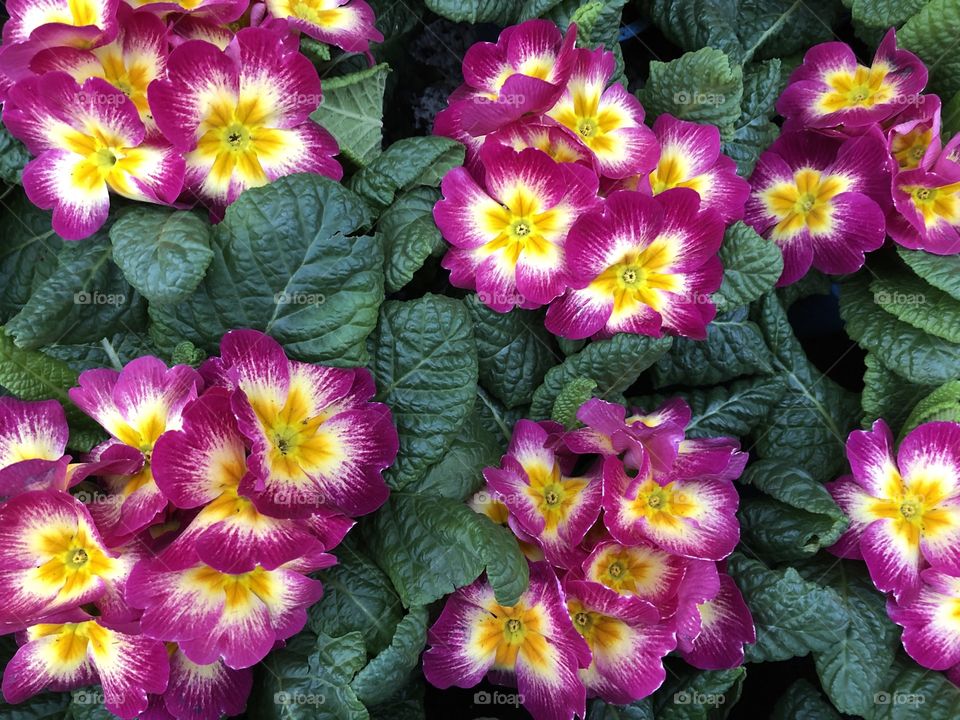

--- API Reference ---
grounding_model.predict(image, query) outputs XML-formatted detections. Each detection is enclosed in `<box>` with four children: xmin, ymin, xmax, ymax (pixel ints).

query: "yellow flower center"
<box><xmin>577</xmin><ymin>118</ymin><xmax>598</xmax><ymax>138</ymax></box>
<box><xmin>522</xmin><ymin>461</ymin><xmax>589</xmax><ymax>533</ymax></box>
<box><xmin>472</xmin><ymin>601</ymin><xmax>549</xmax><ymax>672</ymax></box>
<box><xmin>30</xmin><ymin>524</ymin><xmax>116</xmax><ymax>601</ymax></box>
<box><xmin>478</xmin><ymin>187</ymin><xmax>561</xmax><ymax>268</ymax></box>
<box><xmin>188</xmin><ymin>565</ymin><xmax>279</xmax><ymax>610</ymax></box>
<box><xmin>902</xmin><ymin>181</ymin><xmax>960</xmax><ymax>228</ymax></box>
<box><xmin>818</xmin><ymin>63</ymin><xmax>895</xmax><ymax>114</ymax></box>
<box><xmin>588</xmin><ymin>242</ymin><xmax>681</xmax><ymax>319</ymax></box>
<box><xmin>762</xmin><ymin>167</ymin><xmax>849</xmax><ymax>241</ymax></box>
<box><xmin>891</xmin><ymin>127</ymin><xmax>933</xmax><ymax>170</ymax></box>
<box><xmin>289</xmin><ymin>0</ymin><xmax>345</xmax><ymax>28</ymax></box>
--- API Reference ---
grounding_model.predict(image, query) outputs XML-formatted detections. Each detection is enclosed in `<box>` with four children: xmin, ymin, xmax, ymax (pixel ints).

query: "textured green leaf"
<box><xmin>587</xmin><ymin>698</ymin><xmax>655</xmax><ymax>720</ymax></box>
<box><xmin>943</xmin><ymin>88</ymin><xmax>960</xmax><ymax>137</ymax></box>
<box><xmin>794</xmin><ymin>559</ymin><xmax>899</xmax><ymax>717</ymax></box>
<box><xmin>476</xmin><ymin>386</ymin><xmax>528</xmax><ymax>441</ymax></box>
<box><xmin>349</xmin><ymin>137</ymin><xmax>464</xmax><ymax>210</ymax></box>
<box><xmin>681</xmin><ymin>375</ymin><xmax>786</xmax><ymax>438</ymax></box>
<box><xmin>552</xmin><ymin>377</ymin><xmax>598</xmax><ymax>429</ymax></box>
<box><xmin>44</xmin><ymin>333</ymin><xmax>162</xmax><ymax>373</ymax></box>
<box><xmin>530</xmin><ymin>334</ymin><xmax>672</xmax><ymax>418</ymax></box>
<box><xmin>311</xmin><ymin>64</ymin><xmax>389</xmax><ymax>167</ymax></box>
<box><xmin>899</xmin><ymin>380</ymin><xmax>960</xmax><ymax>439</ymax></box>
<box><xmin>728</xmin><ymin>552</ymin><xmax>849</xmax><ymax>663</ymax></box>
<box><xmin>370</xmin><ymin>295</ymin><xmax>477</xmax><ymax>491</ymax></box>
<box><xmin>755</xmin><ymin>293</ymin><xmax>861</xmax><ymax>482</ymax></box>
<box><xmin>418</xmin><ymin>411</ymin><xmax>502</xmax><ymax>500</ymax></box>
<box><xmin>149</xmin><ymin>175</ymin><xmax>382</xmax><ymax>366</ymax></box>
<box><xmin>109</xmin><ymin>207</ymin><xmax>213</xmax><ymax>305</ymax></box>
<box><xmin>861</xmin><ymin>352</ymin><xmax>932</xmax><ymax>434</ymax></box>
<box><xmin>351</xmin><ymin>607</ymin><xmax>428</xmax><ymax>706</ymax></box>
<box><xmin>851</xmin><ymin>0</ymin><xmax>928</xmax><ymax>28</ymax></box>
<box><xmin>465</xmin><ymin>296</ymin><xmax>558</xmax><ymax>409</ymax></box>
<box><xmin>722</xmin><ymin>60</ymin><xmax>783</xmax><ymax>174</ymax></box>
<box><xmin>363</xmin><ymin>493</ymin><xmax>528</xmax><ymax>607</ymax></box>
<box><xmin>865</xmin><ymin>655</ymin><xmax>960</xmax><ymax>720</ymax></box>
<box><xmin>900</xmin><ymin>0</ymin><xmax>960</xmax><ymax>97</ymax></box>
<box><xmin>652</xmin><ymin>309</ymin><xmax>773</xmax><ymax>387</ymax></box>
<box><xmin>367</xmin><ymin>681</ymin><xmax>426</xmax><ymax>720</ymax></box>
<box><xmin>545</xmin><ymin>0</ymin><xmax>628</xmax><ymax>49</ymax></box>
<box><xmin>6</xmin><ymin>233</ymin><xmax>145</xmax><ymax>350</ymax></box>
<box><xmin>0</xmin><ymin>190</ymin><xmax>63</xmax><ymax>324</ymax></box>
<box><xmin>0</xmin><ymin>119</ymin><xmax>29</xmax><ymax>185</ymax></box>
<box><xmin>652</xmin><ymin>664</ymin><xmax>746</xmax><ymax>720</ymax></box>
<box><xmin>0</xmin><ymin>693</ymin><xmax>72</xmax><ymax>719</ymax></box>
<box><xmin>378</xmin><ymin>186</ymin><xmax>444</xmax><ymax>293</ymax></box>
<box><xmin>738</xmin><ymin>460</ymin><xmax>848</xmax><ymax>562</ymax></box>
<box><xmin>638</xmin><ymin>47</ymin><xmax>744</xmax><ymax>132</ymax></box>
<box><xmin>871</xmin><ymin>266</ymin><xmax>960</xmax><ymax>343</ymax></box>
<box><xmin>309</xmin><ymin>541</ymin><xmax>403</xmax><ymax>656</ymax></box>
<box><xmin>771</xmin><ymin>679</ymin><xmax>841</xmax><ymax>720</ymax></box>
<box><xmin>841</xmin><ymin>275</ymin><xmax>960</xmax><ymax>385</ymax></box>
<box><xmin>714</xmin><ymin>222</ymin><xmax>784</xmax><ymax>313</ymax></box>
<box><xmin>897</xmin><ymin>246</ymin><xmax>960</xmax><ymax>302</ymax></box>
<box><xmin>423</xmin><ymin>0</ymin><xmax>518</xmax><ymax>22</ymax></box>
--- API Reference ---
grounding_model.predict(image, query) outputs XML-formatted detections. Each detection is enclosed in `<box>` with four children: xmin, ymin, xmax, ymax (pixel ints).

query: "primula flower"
<box><xmin>69</xmin><ymin>356</ymin><xmax>202</xmax><ymax>544</ymax></box>
<box><xmin>2</xmin><ymin>73</ymin><xmax>184</xmax><ymax>239</ymax></box>
<box><xmin>148</xmin><ymin>27</ymin><xmax>341</xmax><ymax>215</ymax></box>
<box><xmin>828</xmin><ymin>420</ymin><xmax>960</xmax><ymax>601</ymax></box>
<box><xmin>886</xmin><ymin>96</ymin><xmax>941</xmax><ymax>172</ymax></box>
<box><xmin>484</xmin><ymin>419</ymin><xmax>601</xmax><ymax>566</ymax></box>
<box><xmin>564</xmin><ymin>579</ymin><xmax>675</xmax><ymax>704</ymax></box>
<box><xmin>30</xmin><ymin>5</ymin><xmax>169</xmax><ymax>131</ymax></box>
<box><xmin>581</xmin><ymin>540</ymin><xmax>685</xmax><ymax>611</ymax></box>
<box><xmin>126</xmin><ymin>550</ymin><xmax>326</xmax><ymax>669</ymax></box>
<box><xmin>602</xmin><ymin>451</ymin><xmax>740</xmax><ymax>561</ymax></box>
<box><xmin>168</xmin><ymin>14</ymin><xmax>235</xmax><ymax>49</ymax></box>
<box><xmin>0</xmin><ymin>490</ymin><xmax>122</xmax><ymax>630</ymax></box>
<box><xmin>151</xmin><ymin>388</ymin><xmax>349</xmax><ymax>573</ymax></box>
<box><xmin>260</xmin><ymin>0</ymin><xmax>383</xmax><ymax>53</ymax></box>
<box><xmin>468</xmin><ymin>486</ymin><xmax>547</xmax><ymax>563</ymax></box>
<box><xmin>546</xmin><ymin>47</ymin><xmax>658</xmax><ymax>179</ymax></box>
<box><xmin>159</xmin><ymin>646</ymin><xmax>253</xmax><ymax>720</ymax></box>
<box><xmin>448</xmin><ymin>19</ymin><xmax>576</xmax><ymax>137</ymax></box>
<box><xmin>2</xmin><ymin>612</ymin><xmax>168</xmax><ymax>718</ymax></box>
<box><xmin>888</xmin><ymin>161</ymin><xmax>960</xmax><ymax>255</ymax></box>
<box><xmin>0</xmin><ymin>398</ymin><xmax>69</xmax><ymax>495</ymax></box>
<box><xmin>435</xmin><ymin>142</ymin><xmax>600</xmax><ymax>312</ymax></box>
<box><xmin>1</xmin><ymin>0</ymin><xmax>119</xmax><ymax>47</ymax></box>
<box><xmin>486</xmin><ymin>119</ymin><xmax>598</xmax><ymax>174</ymax></box>
<box><xmin>645</xmin><ymin>114</ymin><xmax>749</xmax><ymax>222</ymax></box>
<box><xmin>124</xmin><ymin>0</ymin><xmax>248</xmax><ymax>22</ymax></box>
<box><xmin>745</xmin><ymin>129</ymin><xmax>890</xmax><ymax>286</ymax></box>
<box><xmin>888</xmin><ymin>567</ymin><xmax>960</xmax><ymax>671</ymax></box>
<box><xmin>677</xmin><ymin>572</ymin><xmax>754</xmax><ymax>669</ymax></box>
<box><xmin>422</xmin><ymin>562</ymin><xmax>591</xmax><ymax>720</ymax></box>
<box><xmin>207</xmin><ymin>329</ymin><xmax>396</xmax><ymax>518</ymax></box>
<box><xmin>544</xmin><ymin>189</ymin><xmax>724</xmax><ymax>340</ymax></box>
<box><xmin>777</xmin><ymin>29</ymin><xmax>927</xmax><ymax>131</ymax></box>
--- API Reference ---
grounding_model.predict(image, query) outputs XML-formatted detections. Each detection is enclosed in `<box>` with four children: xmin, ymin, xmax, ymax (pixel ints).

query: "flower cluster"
<box><xmin>829</xmin><ymin>419</ymin><xmax>960</xmax><ymax>686</ymax></box>
<box><xmin>746</xmin><ymin>30</ymin><xmax>960</xmax><ymax>286</ymax></box>
<box><xmin>423</xmin><ymin>396</ymin><xmax>755</xmax><ymax>720</ymax></box>
<box><xmin>0</xmin><ymin>0</ymin><xmax>383</xmax><ymax>239</ymax></box>
<box><xmin>432</xmin><ymin>20</ymin><xmax>750</xmax><ymax>341</ymax></box>
<box><xmin>0</xmin><ymin>329</ymin><xmax>397</xmax><ymax>718</ymax></box>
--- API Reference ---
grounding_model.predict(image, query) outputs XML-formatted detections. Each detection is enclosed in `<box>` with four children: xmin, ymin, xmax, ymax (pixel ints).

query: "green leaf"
<box><xmin>530</xmin><ymin>334</ymin><xmax>672</xmax><ymax>419</ymax></box>
<box><xmin>851</xmin><ymin>0</ymin><xmax>928</xmax><ymax>28</ymax></box>
<box><xmin>754</xmin><ymin>293</ymin><xmax>860</xmax><ymax>482</ymax></box>
<box><xmin>897</xmin><ymin>246</ymin><xmax>960</xmax><ymax>302</ymax></box>
<box><xmin>728</xmin><ymin>552</ymin><xmax>850</xmax><ymax>663</ymax></box>
<box><xmin>638</xmin><ymin>47</ymin><xmax>744</xmax><ymax>132</ymax></box>
<box><xmin>900</xmin><ymin>0</ymin><xmax>960</xmax><ymax>97</ymax></box>
<box><xmin>722</xmin><ymin>60</ymin><xmax>783</xmax><ymax>174</ymax></box>
<box><xmin>587</xmin><ymin>698</ymin><xmax>655</xmax><ymax>719</ymax></box>
<box><xmin>367</xmin><ymin>681</ymin><xmax>426</xmax><ymax>720</ymax></box>
<box><xmin>311</xmin><ymin>64</ymin><xmax>390</xmax><ymax>167</ymax></box>
<box><xmin>170</xmin><ymin>340</ymin><xmax>205</xmax><ymax>367</ymax></box>
<box><xmin>465</xmin><ymin>296</ymin><xmax>558</xmax><ymax>409</ymax></box>
<box><xmin>552</xmin><ymin>377</ymin><xmax>598</xmax><ymax>429</ymax></box>
<box><xmin>351</xmin><ymin>607</ymin><xmax>428</xmax><ymax>706</ymax></box>
<box><xmin>304</xmin><ymin>632</ymin><xmax>369</xmax><ymax>719</ymax></box>
<box><xmin>899</xmin><ymin>380</ymin><xmax>960</xmax><ymax>438</ymax></box>
<box><xmin>109</xmin><ymin>207</ymin><xmax>213</xmax><ymax>305</ymax></box>
<box><xmin>6</xmin><ymin>233</ymin><xmax>145</xmax><ymax>350</ymax></box>
<box><xmin>362</xmin><ymin>493</ymin><xmax>528</xmax><ymax>607</ymax></box>
<box><xmin>652</xmin><ymin>309</ymin><xmax>773</xmax><ymax>387</ymax></box>
<box><xmin>309</xmin><ymin>541</ymin><xmax>403</xmax><ymax>656</ymax></box>
<box><xmin>865</xmin><ymin>655</ymin><xmax>960</xmax><ymax>720</ymax></box>
<box><xmin>64</xmin><ymin>691</ymin><xmax>114</xmax><ymax>720</ymax></box>
<box><xmin>423</xmin><ymin>0</ymin><xmax>517</xmax><ymax>23</ymax></box>
<box><xmin>545</xmin><ymin>0</ymin><xmax>629</xmax><ymax>49</ymax></box>
<box><xmin>771</xmin><ymin>679</ymin><xmax>841</xmax><ymax>720</ymax></box>
<box><xmin>840</xmin><ymin>274</ymin><xmax>960</xmax><ymax>385</ymax></box>
<box><xmin>861</xmin><ymin>352</ymin><xmax>932</xmax><ymax>434</ymax></box>
<box><xmin>0</xmin><ymin>190</ymin><xmax>63</xmax><ymax>323</ymax></box>
<box><xmin>370</xmin><ymin>295</ymin><xmax>478</xmax><ymax>491</ymax></box>
<box><xmin>794</xmin><ymin>559</ymin><xmax>899</xmax><ymax>717</ymax></box>
<box><xmin>0</xmin><ymin>693</ymin><xmax>71</xmax><ymax>719</ymax></box>
<box><xmin>871</xmin><ymin>266</ymin><xmax>960</xmax><ymax>343</ymax></box>
<box><xmin>679</xmin><ymin>375</ymin><xmax>786</xmax><ymax>438</ymax></box>
<box><xmin>349</xmin><ymin>137</ymin><xmax>464</xmax><ymax>210</ymax></box>
<box><xmin>41</xmin><ymin>333</ymin><xmax>160</xmax><ymax>374</ymax></box>
<box><xmin>476</xmin><ymin>385</ymin><xmax>528</xmax><ymax>441</ymax></box>
<box><xmin>418</xmin><ymin>411</ymin><xmax>503</xmax><ymax>500</ymax></box>
<box><xmin>0</xmin><ymin>119</ymin><xmax>30</xmax><ymax>185</ymax></box>
<box><xmin>739</xmin><ymin>460</ymin><xmax>848</xmax><ymax>562</ymax></box>
<box><xmin>943</xmin><ymin>88</ymin><xmax>960</xmax><ymax>138</ymax></box>
<box><xmin>378</xmin><ymin>186</ymin><xmax>444</xmax><ymax>293</ymax></box>
<box><xmin>778</xmin><ymin>269</ymin><xmax>832</xmax><ymax>308</ymax></box>
<box><xmin>714</xmin><ymin>223</ymin><xmax>783</xmax><ymax>314</ymax></box>
<box><xmin>149</xmin><ymin>174</ymin><xmax>382</xmax><ymax>366</ymax></box>
<box><xmin>652</xmin><ymin>664</ymin><xmax>746</xmax><ymax>720</ymax></box>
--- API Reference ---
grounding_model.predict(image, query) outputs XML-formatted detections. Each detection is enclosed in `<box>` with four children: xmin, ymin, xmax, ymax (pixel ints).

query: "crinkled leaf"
<box><xmin>677</xmin><ymin>375</ymin><xmax>785</xmax><ymax>439</ymax></box>
<box><xmin>349</xmin><ymin>137</ymin><xmax>464</xmax><ymax>210</ymax></box>
<box><xmin>419</xmin><ymin>411</ymin><xmax>503</xmax><ymax>500</ymax></box>
<box><xmin>530</xmin><ymin>334</ymin><xmax>672</xmax><ymax>418</ymax></box>
<box><xmin>851</xmin><ymin>0</ymin><xmax>928</xmax><ymax>27</ymax></box>
<box><xmin>423</xmin><ymin>0</ymin><xmax>518</xmax><ymax>23</ymax></box>
<box><xmin>476</xmin><ymin>386</ymin><xmax>528</xmax><ymax>442</ymax></box>
<box><xmin>587</xmin><ymin>698</ymin><xmax>654</xmax><ymax>719</ymax></box>
<box><xmin>379</xmin><ymin>186</ymin><xmax>445</xmax><ymax>293</ymax></box>
<box><xmin>897</xmin><ymin>246</ymin><xmax>960</xmax><ymax>302</ymax></box>
<box><xmin>351</xmin><ymin>607</ymin><xmax>428</xmax><ymax>707</ymax></box>
<box><xmin>43</xmin><ymin>333</ymin><xmax>162</xmax><ymax>373</ymax></box>
<box><xmin>771</xmin><ymin>679</ymin><xmax>841</xmax><ymax>720</ymax></box>
<box><xmin>545</xmin><ymin>0</ymin><xmax>628</xmax><ymax>49</ymax></box>
<box><xmin>714</xmin><ymin>222</ymin><xmax>784</xmax><ymax>313</ymax></box>
<box><xmin>465</xmin><ymin>296</ymin><xmax>558</xmax><ymax>409</ymax></box>
<box><xmin>109</xmin><ymin>207</ymin><xmax>213</xmax><ymax>305</ymax></box>
<box><xmin>728</xmin><ymin>552</ymin><xmax>849</xmax><ymax>663</ymax></box>
<box><xmin>0</xmin><ymin>120</ymin><xmax>29</xmax><ymax>185</ymax></box>
<box><xmin>362</xmin><ymin>493</ymin><xmax>528</xmax><ymax>607</ymax></box>
<box><xmin>899</xmin><ymin>379</ymin><xmax>960</xmax><ymax>439</ymax></box>
<box><xmin>943</xmin><ymin>88</ymin><xmax>960</xmax><ymax>137</ymax></box>
<box><xmin>0</xmin><ymin>693</ymin><xmax>72</xmax><ymax>719</ymax></box>
<box><xmin>311</xmin><ymin>64</ymin><xmax>390</xmax><ymax>167</ymax></box>
<box><xmin>865</xmin><ymin>655</ymin><xmax>960</xmax><ymax>720</ymax></box>
<box><xmin>900</xmin><ymin>0</ymin><xmax>960</xmax><ymax>97</ymax></box>
<box><xmin>367</xmin><ymin>681</ymin><xmax>426</xmax><ymax>720</ymax></box>
<box><xmin>370</xmin><ymin>295</ymin><xmax>477</xmax><ymax>491</ymax></box>
<box><xmin>722</xmin><ymin>60</ymin><xmax>783</xmax><ymax>174</ymax></box>
<box><xmin>0</xmin><ymin>190</ymin><xmax>63</xmax><ymax>323</ymax></box>
<box><xmin>552</xmin><ymin>377</ymin><xmax>598</xmax><ymax>429</ymax></box>
<box><xmin>652</xmin><ymin>664</ymin><xmax>746</xmax><ymax>720</ymax></box>
<box><xmin>149</xmin><ymin>174</ymin><xmax>382</xmax><ymax>366</ymax></box>
<box><xmin>871</xmin><ymin>265</ymin><xmax>960</xmax><ymax>343</ymax></box>
<box><xmin>861</xmin><ymin>352</ymin><xmax>931</xmax><ymax>434</ymax></box>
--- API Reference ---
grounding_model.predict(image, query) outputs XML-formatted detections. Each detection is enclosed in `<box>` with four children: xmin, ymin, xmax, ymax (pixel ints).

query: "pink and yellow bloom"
<box><xmin>777</xmin><ymin>30</ymin><xmax>927</xmax><ymax>131</ymax></box>
<box><xmin>422</xmin><ymin>562</ymin><xmax>591</xmax><ymax>720</ymax></box>
<box><xmin>159</xmin><ymin>646</ymin><xmax>253</xmax><ymax>720</ymax></box>
<box><xmin>677</xmin><ymin>571</ymin><xmax>754</xmax><ymax>669</ymax></box>
<box><xmin>829</xmin><ymin>420</ymin><xmax>960</xmax><ymax>601</ymax></box>
<box><xmin>886</xmin><ymin>96</ymin><xmax>941</xmax><ymax>172</ymax></box>
<box><xmin>888</xmin><ymin>164</ymin><xmax>960</xmax><ymax>255</ymax></box>
<box><xmin>2</xmin><ymin>73</ymin><xmax>183</xmax><ymax>239</ymax></box>
<box><xmin>545</xmin><ymin>189</ymin><xmax>724</xmax><ymax>340</ymax></box>
<box><xmin>148</xmin><ymin>27</ymin><xmax>341</xmax><ymax>215</ymax></box>
<box><xmin>261</xmin><ymin>0</ymin><xmax>383</xmax><ymax>53</ymax></box>
<box><xmin>581</xmin><ymin>540</ymin><xmax>685</xmax><ymax>612</ymax></box>
<box><xmin>745</xmin><ymin>128</ymin><xmax>890</xmax><ymax>286</ymax></box>
<box><xmin>436</xmin><ymin>142</ymin><xmax>600</xmax><ymax>312</ymax></box>
<box><xmin>888</xmin><ymin>567</ymin><xmax>960</xmax><ymax>671</ymax></box>
<box><xmin>123</xmin><ymin>0</ymin><xmax>248</xmax><ymax>22</ymax></box>
<box><xmin>0</xmin><ymin>398</ymin><xmax>69</xmax><ymax>496</ymax></box>
<box><xmin>1</xmin><ymin>0</ymin><xmax>119</xmax><ymax>47</ymax></box>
